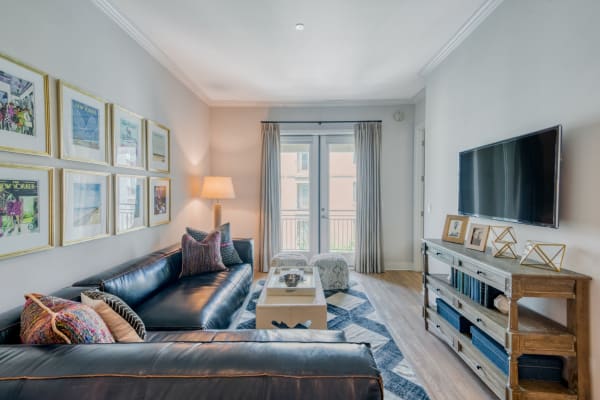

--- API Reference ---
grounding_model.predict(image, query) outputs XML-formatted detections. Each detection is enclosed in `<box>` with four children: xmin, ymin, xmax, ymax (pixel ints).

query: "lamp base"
<box><xmin>213</xmin><ymin>203</ymin><xmax>222</xmax><ymax>228</ymax></box>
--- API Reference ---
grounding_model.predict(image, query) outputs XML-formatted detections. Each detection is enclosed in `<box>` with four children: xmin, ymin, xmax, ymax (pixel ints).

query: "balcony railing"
<box><xmin>281</xmin><ymin>209</ymin><xmax>355</xmax><ymax>252</ymax></box>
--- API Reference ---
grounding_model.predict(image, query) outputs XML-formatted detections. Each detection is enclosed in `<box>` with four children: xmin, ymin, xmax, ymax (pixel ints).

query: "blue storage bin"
<box><xmin>471</xmin><ymin>326</ymin><xmax>564</xmax><ymax>382</ymax></box>
<box><xmin>435</xmin><ymin>298</ymin><xmax>472</xmax><ymax>334</ymax></box>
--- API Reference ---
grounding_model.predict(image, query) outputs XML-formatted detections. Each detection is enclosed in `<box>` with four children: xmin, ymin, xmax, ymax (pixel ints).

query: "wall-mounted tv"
<box><xmin>458</xmin><ymin>125</ymin><xmax>561</xmax><ymax>228</ymax></box>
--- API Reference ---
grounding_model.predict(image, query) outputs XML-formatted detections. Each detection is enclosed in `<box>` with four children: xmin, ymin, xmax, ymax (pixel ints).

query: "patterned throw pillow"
<box><xmin>180</xmin><ymin>231</ymin><xmax>227</xmax><ymax>277</ymax></box>
<box><xmin>81</xmin><ymin>290</ymin><xmax>146</xmax><ymax>342</ymax></box>
<box><xmin>20</xmin><ymin>293</ymin><xmax>114</xmax><ymax>344</ymax></box>
<box><xmin>186</xmin><ymin>223</ymin><xmax>243</xmax><ymax>266</ymax></box>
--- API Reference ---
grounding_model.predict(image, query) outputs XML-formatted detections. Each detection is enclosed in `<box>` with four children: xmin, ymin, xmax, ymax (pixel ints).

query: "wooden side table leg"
<box><xmin>567</xmin><ymin>280</ymin><xmax>590</xmax><ymax>399</ymax></box>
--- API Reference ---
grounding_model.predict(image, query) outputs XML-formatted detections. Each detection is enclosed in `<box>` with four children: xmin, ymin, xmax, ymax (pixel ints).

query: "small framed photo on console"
<box><xmin>442</xmin><ymin>214</ymin><xmax>469</xmax><ymax>244</ymax></box>
<box><xmin>465</xmin><ymin>224</ymin><xmax>490</xmax><ymax>252</ymax></box>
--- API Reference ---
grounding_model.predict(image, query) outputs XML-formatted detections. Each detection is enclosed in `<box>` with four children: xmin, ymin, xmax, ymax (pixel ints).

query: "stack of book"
<box><xmin>450</xmin><ymin>268</ymin><xmax>503</xmax><ymax>309</ymax></box>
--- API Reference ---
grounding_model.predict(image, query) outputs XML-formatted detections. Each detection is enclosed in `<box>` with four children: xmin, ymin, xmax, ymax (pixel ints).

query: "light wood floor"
<box><xmin>257</xmin><ymin>270</ymin><xmax>497</xmax><ymax>400</ymax></box>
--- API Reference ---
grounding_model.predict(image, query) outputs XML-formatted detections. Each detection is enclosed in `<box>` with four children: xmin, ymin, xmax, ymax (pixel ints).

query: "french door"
<box><xmin>280</xmin><ymin>135</ymin><xmax>356</xmax><ymax>262</ymax></box>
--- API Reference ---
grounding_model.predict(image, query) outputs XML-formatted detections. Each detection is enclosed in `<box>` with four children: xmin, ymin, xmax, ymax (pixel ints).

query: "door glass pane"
<box><xmin>281</xmin><ymin>143</ymin><xmax>310</xmax><ymax>251</ymax></box>
<box><xmin>328</xmin><ymin>142</ymin><xmax>356</xmax><ymax>252</ymax></box>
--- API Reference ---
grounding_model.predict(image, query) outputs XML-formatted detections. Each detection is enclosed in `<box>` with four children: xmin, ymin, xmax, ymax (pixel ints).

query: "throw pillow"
<box><xmin>186</xmin><ymin>222</ymin><xmax>243</xmax><ymax>266</ymax></box>
<box><xmin>20</xmin><ymin>293</ymin><xmax>114</xmax><ymax>344</ymax></box>
<box><xmin>81</xmin><ymin>290</ymin><xmax>146</xmax><ymax>342</ymax></box>
<box><xmin>180</xmin><ymin>231</ymin><xmax>227</xmax><ymax>277</ymax></box>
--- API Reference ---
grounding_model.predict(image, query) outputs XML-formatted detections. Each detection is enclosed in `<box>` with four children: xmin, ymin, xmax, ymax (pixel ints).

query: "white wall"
<box><xmin>0</xmin><ymin>0</ymin><xmax>211</xmax><ymax>310</ymax></box>
<box><xmin>424</xmin><ymin>0</ymin><xmax>600</xmax><ymax>394</ymax></box>
<box><xmin>210</xmin><ymin>105</ymin><xmax>415</xmax><ymax>269</ymax></box>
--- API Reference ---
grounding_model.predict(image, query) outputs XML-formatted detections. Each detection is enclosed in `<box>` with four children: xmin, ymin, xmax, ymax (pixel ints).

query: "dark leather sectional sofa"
<box><xmin>0</xmin><ymin>239</ymin><xmax>383</xmax><ymax>400</ymax></box>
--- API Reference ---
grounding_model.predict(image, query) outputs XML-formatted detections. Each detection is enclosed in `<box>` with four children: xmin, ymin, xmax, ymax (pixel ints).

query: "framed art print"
<box><xmin>442</xmin><ymin>214</ymin><xmax>469</xmax><ymax>244</ymax></box>
<box><xmin>58</xmin><ymin>80</ymin><xmax>109</xmax><ymax>164</ymax></box>
<box><xmin>465</xmin><ymin>224</ymin><xmax>490</xmax><ymax>252</ymax></box>
<box><xmin>0</xmin><ymin>53</ymin><xmax>50</xmax><ymax>156</ymax></box>
<box><xmin>111</xmin><ymin>104</ymin><xmax>145</xmax><ymax>169</ymax></box>
<box><xmin>0</xmin><ymin>163</ymin><xmax>53</xmax><ymax>259</ymax></box>
<box><xmin>115</xmin><ymin>174</ymin><xmax>147</xmax><ymax>234</ymax></box>
<box><xmin>148</xmin><ymin>177</ymin><xmax>170</xmax><ymax>226</ymax></box>
<box><xmin>146</xmin><ymin>119</ymin><xmax>170</xmax><ymax>173</ymax></box>
<box><xmin>62</xmin><ymin>169</ymin><xmax>110</xmax><ymax>246</ymax></box>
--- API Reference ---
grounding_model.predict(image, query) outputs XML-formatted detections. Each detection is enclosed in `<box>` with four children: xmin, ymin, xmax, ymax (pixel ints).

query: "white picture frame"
<box><xmin>111</xmin><ymin>104</ymin><xmax>145</xmax><ymax>170</ymax></box>
<box><xmin>146</xmin><ymin>119</ymin><xmax>170</xmax><ymax>173</ymax></box>
<box><xmin>115</xmin><ymin>174</ymin><xmax>147</xmax><ymax>235</ymax></box>
<box><xmin>0</xmin><ymin>53</ymin><xmax>50</xmax><ymax>156</ymax></box>
<box><xmin>58</xmin><ymin>80</ymin><xmax>109</xmax><ymax>165</ymax></box>
<box><xmin>0</xmin><ymin>163</ymin><xmax>53</xmax><ymax>259</ymax></box>
<box><xmin>62</xmin><ymin>169</ymin><xmax>111</xmax><ymax>246</ymax></box>
<box><xmin>148</xmin><ymin>177</ymin><xmax>170</xmax><ymax>227</ymax></box>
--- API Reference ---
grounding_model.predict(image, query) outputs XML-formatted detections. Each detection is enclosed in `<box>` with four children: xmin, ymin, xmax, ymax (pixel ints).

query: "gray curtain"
<box><xmin>354</xmin><ymin>122</ymin><xmax>383</xmax><ymax>273</ymax></box>
<box><xmin>259</xmin><ymin>123</ymin><xmax>281</xmax><ymax>272</ymax></box>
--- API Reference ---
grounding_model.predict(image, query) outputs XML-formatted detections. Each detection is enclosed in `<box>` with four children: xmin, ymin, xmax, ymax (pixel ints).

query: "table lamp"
<box><xmin>201</xmin><ymin>176</ymin><xmax>235</xmax><ymax>228</ymax></box>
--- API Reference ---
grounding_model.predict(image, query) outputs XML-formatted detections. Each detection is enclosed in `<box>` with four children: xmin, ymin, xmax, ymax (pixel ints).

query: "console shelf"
<box><xmin>422</xmin><ymin>239</ymin><xmax>591</xmax><ymax>400</ymax></box>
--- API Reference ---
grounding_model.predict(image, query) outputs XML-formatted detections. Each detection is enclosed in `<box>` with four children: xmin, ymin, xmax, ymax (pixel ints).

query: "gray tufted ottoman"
<box><xmin>309</xmin><ymin>254</ymin><xmax>349</xmax><ymax>290</ymax></box>
<box><xmin>270</xmin><ymin>252</ymin><xmax>309</xmax><ymax>269</ymax></box>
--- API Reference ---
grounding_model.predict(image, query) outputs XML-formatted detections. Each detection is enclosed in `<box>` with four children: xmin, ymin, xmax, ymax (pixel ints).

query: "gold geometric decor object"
<box><xmin>490</xmin><ymin>226</ymin><xmax>518</xmax><ymax>259</ymax></box>
<box><xmin>519</xmin><ymin>241</ymin><xmax>566</xmax><ymax>272</ymax></box>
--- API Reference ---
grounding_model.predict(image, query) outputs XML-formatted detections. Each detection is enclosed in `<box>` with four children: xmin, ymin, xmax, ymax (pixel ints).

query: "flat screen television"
<box><xmin>458</xmin><ymin>125</ymin><xmax>561</xmax><ymax>228</ymax></box>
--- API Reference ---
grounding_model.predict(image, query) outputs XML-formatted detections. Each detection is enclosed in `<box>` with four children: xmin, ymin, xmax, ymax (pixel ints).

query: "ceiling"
<box><xmin>104</xmin><ymin>0</ymin><xmax>493</xmax><ymax>105</ymax></box>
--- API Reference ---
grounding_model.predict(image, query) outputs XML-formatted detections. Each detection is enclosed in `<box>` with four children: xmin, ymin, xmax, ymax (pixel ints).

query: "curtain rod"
<box><xmin>261</xmin><ymin>120</ymin><xmax>382</xmax><ymax>124</ymax></box>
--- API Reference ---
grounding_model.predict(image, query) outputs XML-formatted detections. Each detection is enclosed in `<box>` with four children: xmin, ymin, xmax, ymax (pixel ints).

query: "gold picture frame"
<box><xmin>442</xmin><ymin>214</ymin><xmax>469</xmax><ymax>244</ymax></box>
<box><xmin>0</xmin><ymin>163</ymin><xmax>54</xmax><ymax>259</ymax></box>
<box><xmin>111</xmin><ymin>104</ymin><xmax>146</xmax><ymax>170</ymax></box>
<box><xmin>0</xmin><ymin>53</ymin><xmax>50</xmax><ymax>156</ymax></box>
<box><xmin>57</xmin><ymin>80</ymin><xmax>109</xmax><ymax>165</ymax></box>
<box><xmin>61</xmin><ymin>169</ymin><xmax>111</xmax><ymax>246</ymax></box>
<box><xmin>114</xmin><ymin>174</ymin><xmax>147</xmax><ymax>235</ymax></box>
<box><xmin>465</xmin><ymin>224</ymin><xmax>490</xmax><ymax>252</ymax></box>
<box><xmin>145</xmin><ymin>119</ymin><xmax>170</xmax><ymax>173</ymax></box>
<box><xmin>148</xmin><ymin>177</ymin><xmax>171</xmax><ymax>227</ymax></box>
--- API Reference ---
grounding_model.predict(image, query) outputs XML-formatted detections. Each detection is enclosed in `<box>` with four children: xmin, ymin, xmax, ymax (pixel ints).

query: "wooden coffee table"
<box><xmin>256</xmin><ymin>268</ymin><xmax>327</xmax><ymax>329</ymax></box>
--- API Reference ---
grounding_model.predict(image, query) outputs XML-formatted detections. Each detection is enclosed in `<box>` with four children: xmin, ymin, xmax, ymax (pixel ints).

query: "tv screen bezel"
<box><xmin>458</xmin><ymin>125</ymin><xmax>562</xmax><ymax>229</ymax></box>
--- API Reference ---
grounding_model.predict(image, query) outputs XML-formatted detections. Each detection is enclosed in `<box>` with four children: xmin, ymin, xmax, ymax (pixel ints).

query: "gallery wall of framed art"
<box><xmin>0</xmin><ymin>50</ymin><xmax>173</xmax><ymax>260</ymax></box>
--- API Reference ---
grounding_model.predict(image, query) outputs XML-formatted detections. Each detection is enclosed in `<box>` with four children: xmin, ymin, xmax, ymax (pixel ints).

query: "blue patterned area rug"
<box><xmin>234</xmin><ymin>279</ymin><xmax>430</xmax><ymax>400</ymax></box>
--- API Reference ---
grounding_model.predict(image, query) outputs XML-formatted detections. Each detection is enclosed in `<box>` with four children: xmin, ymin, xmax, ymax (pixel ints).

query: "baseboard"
<box><xmin>384</xmin><ymin>262</ymin><xmax>422</xmax><ymax>271</ymax></box>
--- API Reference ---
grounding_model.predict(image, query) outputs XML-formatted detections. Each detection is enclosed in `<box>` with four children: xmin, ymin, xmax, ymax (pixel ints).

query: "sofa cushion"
<box><xmin>0</xmin><ymin>286</ymin><xmax>96</xmax><ymax>345</ymax></box>
<box><xmin>145</xmin><ymin>329</ymin><xmax>346</xmax><ymax>343</ymax></box>
<box><xmin>181</xmin><ymin>232</ymin><xmax>227</xmax><ymax>277</ymax></box>
<box><xmin>20</xmin><ymin>294</ymin><xmax>114</xmax><ymax>344</ymax></box>
<box><xmin>81</xmin><ymin>290</ymin><xmax>146</xmax><ymax>342</ymax></box>
<box><xmin>135</xmin><ymin>263</ymin><xmax>252</xmax><ymax>330</ymax></box>
<box><xmin>187</xmin><ymin>223</ymin><xmax>244</xmax><ymax>266</ymax></box>
<box><xmin>73</xmin><ymin>244</ymin><xmax>181</xmax><ymax>308</ymax></box>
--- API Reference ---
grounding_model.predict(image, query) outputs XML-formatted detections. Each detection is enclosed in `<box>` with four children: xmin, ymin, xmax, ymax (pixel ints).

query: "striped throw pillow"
<box><xmin>180</xmin><ymin>231</ymin><xmax>227</xmax><ymax>277</ymax></box>
<box><xmin>81</xmin><ymin>290</ymin><xmax>146</xmax><ymax>341</ymax></box>
<box><xmin>186</xmin><ymin>223</ymin><xmax>243</xmax><ymax>266</ymax></box>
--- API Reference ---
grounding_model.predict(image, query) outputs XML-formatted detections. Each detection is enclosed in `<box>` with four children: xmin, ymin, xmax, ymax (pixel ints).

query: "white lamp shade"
<box><xmin>201</xmin><ymin>176</ymin><xmax>236</xmax><ymax>199</ymax></box>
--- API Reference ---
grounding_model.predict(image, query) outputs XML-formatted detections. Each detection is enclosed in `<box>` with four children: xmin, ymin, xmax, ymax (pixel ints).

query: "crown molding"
<box><xmin>420</xmin><ymin>0</ymin><xmax>504</xmax><ymax>77</ymax></box>
<box><xmin>91</xmin><ymin>0</ymin><xmax>211</xmax><ymax>104</ymax></box>
<box><xmin>209</xmin><ymin>98</ymin><xmax>414</xmax><ymax>108</ymax></box>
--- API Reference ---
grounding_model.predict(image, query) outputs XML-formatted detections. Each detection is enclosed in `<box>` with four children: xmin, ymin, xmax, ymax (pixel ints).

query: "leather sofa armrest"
<box><xmin>233</xmin><ymin>238</ymin><xmax>254</xmax><ymax>267</ymax></box>
<box><xmin>0</xmin><ymin>342</ymin><xmax>382</xmax><ymax>400</ymax></box>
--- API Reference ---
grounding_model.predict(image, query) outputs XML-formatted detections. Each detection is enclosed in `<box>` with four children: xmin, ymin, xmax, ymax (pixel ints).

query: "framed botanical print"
<box><xmin>146</xmin><ymin>119</ymin><xmax>170</xmax><ymax>173</ymax></box>
<box><xmin>115</xmin><ymin>174</ymin><xmax>147</xmax><ymax>234</ymax></box>
<box><xmin>465</xmin><ymin>224</ymin><xmax>490</xmax><ymax>252</ymax></box>
<box><xmin>0</xmin><ymin>163</ymin><xmax>53</xmax><ymax>259</ymax></box>
<box><xmin>148</xmin><ymin>177</ymin><xmax>170</xmax><ymax>227</ymax></box>
<box><xmin>111</xmin><ymin>104</ymin><xmax>145</xmax><ymax>169</ymax></box>
<box><xmin>0</xmin><ymin>53</ymin><xmax>50</xmax><ymax>156</ymax></box>
<box><xmin>58</xmin><ymin>80</ymin><xmax>109</xmax><ymax>164</ymax></box>
<box><xmin>442</xmin><ymin>214</ymin><xmax>469</xmax><ymax>244</ymax></box>
<box><xmin>62</xmin><ymin>169</ymin><xmax>110</xmax><ymax>246</ymax></box>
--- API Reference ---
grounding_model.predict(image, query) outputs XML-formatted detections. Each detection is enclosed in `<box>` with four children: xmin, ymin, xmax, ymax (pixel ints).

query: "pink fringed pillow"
<box><xmin>180</xmin><ymin>231</ymin><xmax>227</xmax><ymax>277</ymax></box>
<box><xmin>20</xmin><ymin>293</ymin><xmax>115</xmax><ymax>344</ymax></box>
